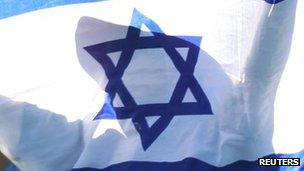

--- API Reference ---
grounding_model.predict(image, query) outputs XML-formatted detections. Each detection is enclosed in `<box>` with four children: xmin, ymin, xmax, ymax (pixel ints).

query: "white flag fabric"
<box><xmin>0</xmin><ymin>0</ymin><xmax>303</xmax><ymax>170</ymax></box>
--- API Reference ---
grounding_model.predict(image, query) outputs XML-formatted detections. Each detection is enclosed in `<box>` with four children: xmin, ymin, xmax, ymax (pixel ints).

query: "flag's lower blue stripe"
<box><xmin>0</xmin><ymin>0</ymin><xmax>103</xmax><ymax>19</ymax></box>
<box><xmin>72</xmin><ymin>150</ymin><xmax>304</xmax><ymax>171</ymax></box>
<box><xmin>264</xmin><ymin>0</ymin><xmax>286</xmax><ymax>4</ymax></box>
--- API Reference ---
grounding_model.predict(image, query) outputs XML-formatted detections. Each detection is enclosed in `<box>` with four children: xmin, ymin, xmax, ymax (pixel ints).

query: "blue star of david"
<box><xmin>84</xmin><ymin>9</ymin><xmax>213</xmax><ymax>150</ymax></box>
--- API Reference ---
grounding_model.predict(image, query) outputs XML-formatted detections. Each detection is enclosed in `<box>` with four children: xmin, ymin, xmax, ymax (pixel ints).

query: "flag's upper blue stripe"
<box><xmin>0</xmin><ymin>0</ymin><xmax>286</xmax><ymax>20</ymax></box>
<box><xmin>0</xmin><ymin>0</ymin><xmax>103</xmax><ymax>19</ymax></box>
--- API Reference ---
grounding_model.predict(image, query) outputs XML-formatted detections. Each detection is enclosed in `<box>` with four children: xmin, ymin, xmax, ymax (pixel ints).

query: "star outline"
<box><xmin>84</xmin><ymin>9</ymin><xmax>213</xmax><ymax>150</ymax></box>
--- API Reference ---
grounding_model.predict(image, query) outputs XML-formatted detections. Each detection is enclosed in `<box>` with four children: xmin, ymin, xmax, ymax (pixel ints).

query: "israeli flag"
<box><xmin>0</xmin><ymin>0</ymin><xmax>303</xmax><ymax>170</ymax></box>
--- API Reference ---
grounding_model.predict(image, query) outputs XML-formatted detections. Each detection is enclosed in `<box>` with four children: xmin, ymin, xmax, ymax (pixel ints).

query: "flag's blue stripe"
<box><xmin>264</xmin><ymin>0</ymin><xmax>286</xmax><ymax>4</ymax></box>
<box><xmin>0</xmin><ymin>0</ymin><xmax>286</xmax><ymax>20</ymax></box>
<box><xmin>0</xmin><ymin>0</ymin><xmax>103</xmax><ymax>19</ymax></box>
<box><xmin>72</xmin><ymin>150</ymin><xmax>304</xmax><ymax>171</ymax></box>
